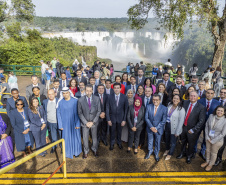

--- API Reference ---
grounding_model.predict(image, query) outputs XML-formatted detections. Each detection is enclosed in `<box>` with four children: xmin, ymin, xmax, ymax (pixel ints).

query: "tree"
<box><xmin>127</xmin><ymin>0</ymin><xmax>226</xmax><ymax>68</ymax></box>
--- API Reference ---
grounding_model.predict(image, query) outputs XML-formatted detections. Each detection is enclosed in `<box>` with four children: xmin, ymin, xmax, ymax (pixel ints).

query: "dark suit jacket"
<box><xmin>42</xmin><ymin>98</ymin><xmax>59</xmax><ymax>115</ymax></box>
<box><xmin>75</xmin><ymin>91</ymin><xmax>82</xmax><ymax>99</ymax></box>
<box><xmin>198</xmin><ymin>98</ymin><xmax>220</xmax><ymax>121</ymax></box>
<box><xmin>135</xmin><ymin>76</ymin><xmax>145</xmax><ymax>86</ymax></box>
<box><xmin>29</xmin><ymin>94</ymin><xmax>47</xmax><ymax>105</ymax></box>
<box><xmin>106</xmin><ymin>93</ymin><xmax>129</xmax><ymax>123</ymax></box>
<box><xmin>75</xmin><ymin>76</ymin><xmax>87</xmax><ymax>85</ymax></box>
<box><xmin>28</xmin><ymin>105</ymin><xmax>47</xmax><ymax>132</ymax></box>
<box><xmin>161</xmin><ymin>93</ymin><xmax>169</xmax><ymax>107</ymax></box>
<box><xmin>127</xmin><ymin>105</ymin><xmax>145</xmax><ymax>130</ymax></box>
<box><xmin>142</xmin><ymin>96</ymin><xmax>153</xmax><ymax>108</ymax></box>
<box><xmin>6</xmin><ymin>96</ymin><xmax>28</xmax><ymax>115</ymax></box>
<box><xmin>26</xmin><ymin>83</ymin><xmax>47</xmax><ymax>100</ymax></box>
<box><xmin>125</xmin><ymin>84</ymin><xmax>138</xmax><ymax>94</ymax></box>
<box><xmin>183</xmin><ymin>100</ymin><xmax>206</xmax><ymax>134</ymax></box>
<box><xmin>59</xmin><ymin>79</ymin><xmax>69</xmax><ymax>89</ymax></box>
<box><xmin>169</xmin><ymin>84</ymin><xmax>186</xmax><ymax>97</ymax></box>
<box><xmin>145</xmin><ymin>104</ymin><xmax>167</xmax><ymax>135</ymax></box>
<box><xmin>105</xmin><ymin>88</ymin><xmax>114</xmax><ymax>95</ymax></box>
<box><xmin>197</xmin><ymin>90</ymin><xmax>206</xmax><ymax>99</ymax></box>
<box><xmin>51</xmin><ymin>87</ymin><xmax>62</xmax><ymax>99</ymax></box>
<box><xmin>94</xmin><ymin>93</ymin><xmax>108</xmax><ymax>113</ymax></box>
<box><xmin>157</xmin><ymin>80</ymin><xmax>174</xmax><ymax>92</ymax></box>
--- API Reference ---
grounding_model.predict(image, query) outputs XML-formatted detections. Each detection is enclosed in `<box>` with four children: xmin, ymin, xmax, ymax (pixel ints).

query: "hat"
<box><xmin>39</xmin><ymin>60</ymin><xmax>44</xmax><ymax>63</ymax></box>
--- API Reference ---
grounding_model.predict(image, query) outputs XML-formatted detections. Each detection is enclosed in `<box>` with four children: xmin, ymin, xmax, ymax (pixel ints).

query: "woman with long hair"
<box><xmin>28</xmin><ymin>97</ymin><xmax>47</xmax><ymax>157</ymax></box>
<box><xmin>164</xmin><ymin>94</ymin><xmax>185</xmax><ymax>160</ymax></box>
<box><xmin>183</xmin><ymin>85</ymin><xmax>197</xmax><ymax>100</ymax></box>
<box><xmin>69</xmin><ymin>79</ymin><xmax>79</xmax><ymax>96</ymax></box>
<box><xmin>136</xmin><ymin>85</ymin><xmax>145</xmax><ymax>98</ymax></box>
<box><xmin>121</xmin><ymin>73</ymin><xmax>131</xmax><ymax>88</ymax></box>
<box><xmin>144</xmin><ymin>77</ymin><xmax>156</xmax><ymax>94</ymax></box>
<box><xmin>156</xmin><ymin>83</ymin><xmax>168</xmax><ymax>106</ymax></box>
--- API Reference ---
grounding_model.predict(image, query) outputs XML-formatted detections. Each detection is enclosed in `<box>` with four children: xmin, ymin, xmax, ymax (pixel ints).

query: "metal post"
<box><xmin>32</xmin><ymin>66</ymin><xmax>36</xmax><ymax>75</ymax></box>
<box><xmin>13</xmin><ymin>66</ymin><xmax>16</xmax><ymax>75</ymax></box>
<box><xmin>62</xmin><ymin>139</ymin><xmax>67</xmax><ymax>179</ymax></box>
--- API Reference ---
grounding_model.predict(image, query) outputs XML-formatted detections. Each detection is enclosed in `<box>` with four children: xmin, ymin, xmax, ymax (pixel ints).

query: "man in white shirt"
<box><xmin>40</xmin><ymin>60</ymin><xmax>48</xmax><ymax>85</ymax></box>
<box><xmin>126</xmin><ymin>76</ymin><xmax>137</xmax><ymax>95</ymax></box>
<box><xmin>215</xmin><ymin>88</ymin><xmax>226</xmax><ymax>106</ymax></box>
<box><xmin>89</xmin><ymin>77</ymin><xmax>97</xmax><ymax>94</ymax></box>
<box><xmin>197</xmin><ymin>81</ymin><xmax>206</xmax><ymax>98</ymax></box>
<box><xmin>105</xmin><ymin>79</ymin><xmax>113</xmax><ymax>95</ymax></box>
<box><xmin>185</xmin><ymin>76</ymin><xmax>199</xmax><ymax>90</ymax></box>
<box><xmin>94</xmin><ymin>71</ymin><xmax>101</xmax><ymax>86</ymax></box>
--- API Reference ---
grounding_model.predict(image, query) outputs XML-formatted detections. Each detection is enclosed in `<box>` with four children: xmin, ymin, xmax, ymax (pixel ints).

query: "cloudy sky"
<box><xmin>33</xmin><ymin>0</ymin><xmax>225</xmax><ymax>18</ymax></box>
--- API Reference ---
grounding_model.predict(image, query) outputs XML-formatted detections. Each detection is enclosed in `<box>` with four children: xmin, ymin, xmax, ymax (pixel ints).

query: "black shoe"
<box><xmin>176</xmin><ymin>153</ymin><xmax>185</xmax><ymax>159</ymax></box>
<box><xmin>92</xmin><ymin>151</ymin><xmax>98</xmax><ymax>157</ymax></box>
<box><xmin>186</xmin><ymin>157</ymin><xmax>191</xmax><ymax>164</ymax></box>
<box><xmin>199</xmin><ymin>152</ymin><xmax>206</xmax><ymax>161</ymax></box>
<box><xmin>83</xmin><ymin>154</ymin><xmax>88</xmax><ymax>159</ymax></box>
<box><xmin>109</xmin><ymin>145</ymin><xmax>114</xmax><ymax>151</ymax></box>
<box><xmin>127</xmin><ymin>150</ymin><xmax>131</xmax><ymax>153</ymax></box>
<box><xmin>134</xmin><ymin>151</ymin><xmax>138</xmax><ymax>155</ymax></box>
<box><xmin>215</xmin><ymin>158</ymin><xmax>222</xmax><ymax>166</ymax></box>
<box><xmin>50</xmin><ymin>148</ymin><xmax>55</xmax><ymax>154</ymax></box>
<box><xmin>145</xmin><ymin>152</ymin><xmax>152</xmax><ymax>159</ymax></box>
<box><xmin>191</xmin><ymin>153</ymin><xmax>196</xmax><ymax>159</ymax></box>
<box><xmin>154</xmin><ymin>155</ymin><xmax>160</xmax><ymax>162</ymax></box>
<box><xmin>118</xmin><ymin>144</ymin><xmax>123</xmax><ymax>150</ymax></box>
<box><xmin>102</xmin><ymin>140</ymin><xmax>108</xmax><ymax>146</ymax></box>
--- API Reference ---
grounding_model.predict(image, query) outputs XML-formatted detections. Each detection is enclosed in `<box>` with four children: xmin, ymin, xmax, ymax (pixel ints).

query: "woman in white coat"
<box><xmin>201</xmin><ymin>106</ymin><xmax>226</xmax><ymax>171</ymax></box>
<box><xmin>164</xmin><ymin>94</ymin><xmax>185</xmax><ymax>160</ymax></box>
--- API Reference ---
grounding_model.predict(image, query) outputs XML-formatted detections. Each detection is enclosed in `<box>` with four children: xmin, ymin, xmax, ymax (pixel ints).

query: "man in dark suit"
<box><xmin>139</xmin><ymin>87</ymin><xmax>153</xmax><ymax>148</ymax></box>
<box><xmin>105</xmin><ymin>79</ymin><xmax>114</xmax><ymax>95</ymax></box>
<box><xmin>78</xmin><ymin>85</ymin><xmax>101</xmax><ymax>158</ymax></box>
<box><xmin>89</xmin><ymin>77</ymin><xmax>98</xmax><ymax>94</ymax></box>
<box><xmin>52</xmin><ymin>79</ymin><xmax>61</xmax><ymax>99</ymax></box>
<box><xmin>94</xmin><ymin>71</ymin><xmax>101</xmax><ymax>86</ymax></box>
<box><xmin>59</xmin><ymin>72</ymin><xmax>69</xmax><ymax>89</ymax></box>
<box><xmin>157</xmin><ymin>72</ymin><xmax>174</xmax><ymax>92</ymax></box>
<box><xmin>145</xmin><ymin>94</ymin><xmax>167</xmax><ymax>162</ymax></box>
<box><xmin>169</xmin><ymin>75</ymin><xmax>186</xmax><ymax>97</ymax></box>
<box><xmin>135</xmin><ymin>69</ymin><xmax>146</xmax><ymax>86</ymax></box>
<box><xmin>126</xmin><ymin>76</ymin><xmax>138</xmax><ymax>95</ymax></box>
<box><xmin>75</xmin><ymin>82</ymin><xmax>86</xmax><ymax>99</ymax></box>
<box><xmin>177</xmin><ymin>91</ymin><xmax>206</xmax><ymax>164</ymax></box>
<box><xmin>75</xmin><ymin>69</ymin><xmax>87</xmax><ymax>85</ymax></box>
<box><xmin>106</xmin><ymin>82</ymin><xmax>128</xmax><ymax>150</ymax></box>
<box><xmin>196</xmin><ymin>89</ymin><xmax>220</xmax><ymax>160</ymax></box>
<box><xmin>43</xmin><ymin>89</ymin><xmax>60</xmax><ymax>153</ymax></box>
<box><xmin>26</xmin><ymin>75</ymin><xmax>47</xmax><ymax>100</ymax></box>
<box><xmin>215</xmin><ymin>88</ymin><xmax>226</xmax><ymax>166</ymax></box>
<box><xmin>95</xmin><ymin>84</ymin><xmax>108</xmax><ymax>146</ymax></box>
<box><xmin>197</xmin><ymin>80</ymin><xmax>206</xmax><ymax>99</ymax></box>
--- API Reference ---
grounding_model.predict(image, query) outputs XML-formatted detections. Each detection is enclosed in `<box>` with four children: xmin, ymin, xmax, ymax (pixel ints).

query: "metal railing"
<box><xmin>0</xmin><ymin>138</ymin><xmax>67</xmax><ymax>183</ymax></box>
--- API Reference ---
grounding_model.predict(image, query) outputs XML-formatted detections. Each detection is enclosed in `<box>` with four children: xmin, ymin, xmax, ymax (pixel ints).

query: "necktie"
<box><xmin>78</xmin><ymin>78</ymin><xmax>81</xmax><ymax>83</ymax></box>
<box><xmin>207</xmin><ymin>101</ymin><xmax>210</xmax><ymax>112</ymax></box>
<box><xmin>146</xmin><ymin>98</ymin><xmax>149</xmax><ymax>107</ymax></box>
<box><xmin>88</xmin><ymin>98</ymin><xmax>91</xmax><ymax>110</ymax></box>
<box><xmin>177</xmin><ymin>85</ymin><xmax>181</xmax><ymax>89</ymax></box>
<box><xmin>116</xmin><ymin>96</ymin><xmax>119</xmax><ymax>106</ymax></box>
<box><xmin>132</xmin><ymin>85</ymin><xmax>135</xmax><ymax>93</ymax></box>
<box><xmin>139</xmin><ymin>78</ymin><xmax>142</xmax><ymax>83</ymax></box>
<box><xmin>54</xmin><ymin>88</ymin><xmax>57</xmax><ymax>96</ymax></box>
<box><xmin>63</xmin><ymin>80</ymin><xmax>66</xmax><ymax>87</ymax></box>
<box><xmin>165</xmin><ymin>81</ymin><xmax>167</xmax><ymax>87</ymax></box>
<box><xmin>154</xmin><ymin>106</ymin><xmax>158</xmax><ymax>116</ymax></box>
<box><xmin>184</xmin><ymin>104</ymin><xmax>193</xmax><ymax>126</ymax></box>
<box><xmin>221</xmin><ymin>100</ymin><xmax>224</xmax><ymax>106</ymax></box>
<box><xmin>200</xmin><ymin>91</ymin><xmax>202</xmax><ymax>97</ymax></box>
<box><xmin>101</xmin><ymin>94</ymin><xmax>103</xmax><ymax>104</ymax></box>
<box><xmin>95</xmin><ymin>79</ymin><xmax>99</xmax><ymax>86</ymax></box>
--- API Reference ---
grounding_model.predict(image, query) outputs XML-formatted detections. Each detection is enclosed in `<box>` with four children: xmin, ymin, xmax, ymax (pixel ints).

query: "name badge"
<box><xmin>40</xmin><ymin>118</ymin><xmax>45</xmax><ymax>124</ymax></box>
<box><xmin>24</xmin><ymin>120</ymin><xmax>30</xmax><ymax>127</ymax></box>
<box><xmin>209</xmin><ymin>130</ymin><xmax>215</xmax><ymax>137</ymax></box>
<box><xmin>134</xmin><ymin>117</ymin><xmax>137</xmax><ymax>123</ymax></box>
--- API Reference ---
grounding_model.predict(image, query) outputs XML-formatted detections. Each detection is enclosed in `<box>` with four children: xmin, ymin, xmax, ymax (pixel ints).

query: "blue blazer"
<box><xmin>106</xmin><ymin>93</ymin><xmax>128</xmax><ymax>123</ymax></box>
<box><xmin>157</xmin><ymin>80</ymin><xmax>174</xmax><ymax>92</ymax></box>
<box><xmin>28</xmin><ymin>105</ymin><xmax>47</xmax><ymax>132</ymax></box>
<box><xmin>198</xmin><ymin>98</ymin><xmax>220</xmax><ymax>121</ymax></box>
<box><xmin>6</xmin><ymin>96</ymin><xmax>28</xmax><ymax>115</ymax></box>
<box><xmin>10</xmin><ymin>107</ymin><xmax>34</xmax><ymax>151</ymax></box>
<box><xmin>145</xmin><ymin>104</ymin><xmax>168</xmax><ymax>135</ymax></box>
<box><xmin>125</xmin><ymin>84</ymin><xmax>138</xmax><ymax>94</ymax></box>
<box><xmin>59</xmin><ymin>79</ymin><xmax>69</xmax><ymax>89</ymax></box>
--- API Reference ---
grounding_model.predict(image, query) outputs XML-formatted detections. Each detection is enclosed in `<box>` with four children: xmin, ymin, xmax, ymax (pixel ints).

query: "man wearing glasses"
<box><xmin>214</xmin><ymin>88</ymin><xmax>226</xmax><ymax>166</ymax></box>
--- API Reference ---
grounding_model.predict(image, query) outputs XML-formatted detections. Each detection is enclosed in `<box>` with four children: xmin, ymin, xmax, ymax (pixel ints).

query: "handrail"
<box><xmin>0</xmin><ymin>138</ymin><xmax>67</xmax><ymax>179</ymax></box>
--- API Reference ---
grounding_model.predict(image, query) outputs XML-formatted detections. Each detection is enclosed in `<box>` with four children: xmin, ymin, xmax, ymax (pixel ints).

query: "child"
<box><xmin>0</xmin><ymin>68</ymin><xmax>4</xmax><ymax>79</ymax></box>
<box><xmin>8</xmin><ymin>72</ymin><xmax>18</xmax><ymax>89</ymax></box>
<box><xmin>65</xmin><ymin>66</ymin><xmax>72</xmax><ymax>80</ymax></box>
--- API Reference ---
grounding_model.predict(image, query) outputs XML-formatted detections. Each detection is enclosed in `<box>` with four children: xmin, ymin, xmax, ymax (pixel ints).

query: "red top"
<box><xmin>111</xmin><ymin>83</ymin><xmax>125</xmax><ymax>94</ymax></box>
<box><xmin>70</xmin><ymin>87</ymin><xmax>78</xmax><ymax>96</ymax></box>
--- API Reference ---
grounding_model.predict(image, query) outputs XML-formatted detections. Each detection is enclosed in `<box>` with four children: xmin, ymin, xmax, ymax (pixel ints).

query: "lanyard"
<box><xmin>19</xmin><ymin>111</ymin><xmax>25</xmax><ymax>120</ymax></box>
<box><xmin>168</xmin><ymin>106</ymin><xmax>176</xmax><ymax>117</ymax></box>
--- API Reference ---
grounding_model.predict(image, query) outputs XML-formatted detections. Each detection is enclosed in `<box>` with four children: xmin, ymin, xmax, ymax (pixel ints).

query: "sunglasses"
<box><xmin>16</xmin><ymin>103</ymin><xmax>23</xmax><ymax>106</ymax></box>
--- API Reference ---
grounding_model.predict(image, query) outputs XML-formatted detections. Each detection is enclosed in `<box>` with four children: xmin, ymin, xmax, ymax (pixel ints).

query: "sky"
<box><xmin>33</xmin><ymin>0</ymin><xmax>225</xmax><ymax>18</ymax></box>
<box><xmin>32</xmin><ymin>0</ymin><xmax>137</xmax><ymax>18</ymax></box>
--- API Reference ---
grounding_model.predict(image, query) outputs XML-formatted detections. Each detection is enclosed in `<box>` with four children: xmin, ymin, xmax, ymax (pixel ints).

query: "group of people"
<box><xmin>0</xmin><ymin>61</ymin><xmax>226</xmax><ymax>173</ymax></box>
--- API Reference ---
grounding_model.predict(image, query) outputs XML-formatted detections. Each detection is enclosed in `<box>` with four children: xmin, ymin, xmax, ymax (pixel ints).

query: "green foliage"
<box><xmin>0</xmin><ymin>1</ymin><xmax>7</xmax><ymax>22</ymax></box>
<box><xmin>0</xmin><ymin>29</ymin><xmax>99</xmax><ymax>67</ymax></box>
<box><xmin>5</xmin><ymin>22</ymin><xmax>22</xmax><ymax>41</ymax></box>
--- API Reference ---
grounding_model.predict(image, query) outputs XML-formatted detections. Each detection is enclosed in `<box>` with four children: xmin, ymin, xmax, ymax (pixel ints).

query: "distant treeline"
<box><xmin>31</xmin><ymin>17</ymin><xmax>163</xmax><ymax>32</ymax></box>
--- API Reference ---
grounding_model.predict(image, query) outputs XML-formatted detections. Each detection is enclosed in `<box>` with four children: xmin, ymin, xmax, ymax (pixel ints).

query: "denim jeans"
<box><xmin>165</xmin><ymin>122</ymin><xmax>178</xmax><ymax>155</ymax></box>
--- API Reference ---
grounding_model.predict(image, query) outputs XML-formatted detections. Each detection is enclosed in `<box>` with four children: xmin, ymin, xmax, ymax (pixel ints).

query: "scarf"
<box><xmin>134</xmin><ymin>96</ymin><xmax>142</xmax><ymax>118</ymax></box>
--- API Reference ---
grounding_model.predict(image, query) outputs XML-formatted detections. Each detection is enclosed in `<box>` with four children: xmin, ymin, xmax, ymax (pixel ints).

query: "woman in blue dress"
<box><xmin>57</xmin><ymin>87</ymin><xmax>82</xmax><ymax>159</ymax></box>
<box><xmin>10</xmin><ymin>99</ymin><xmax>33</xmax><ymax>158</ymax></box>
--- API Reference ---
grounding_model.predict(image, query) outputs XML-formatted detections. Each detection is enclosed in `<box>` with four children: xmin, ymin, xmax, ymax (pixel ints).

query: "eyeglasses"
<box><xmin>16</xmin><ymin>103</ymin><xmax>23</xmax><ymax>106</ymax></box>
<box><xmin>220</xmin><ymin>92</ymin><xmax>226</xmax><ymax>94</ymax></box>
